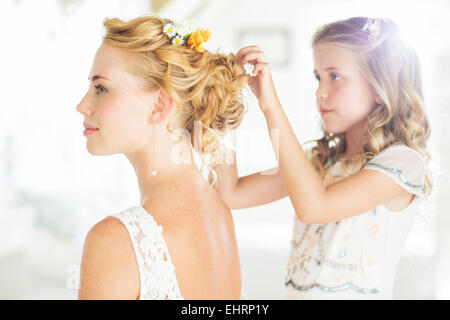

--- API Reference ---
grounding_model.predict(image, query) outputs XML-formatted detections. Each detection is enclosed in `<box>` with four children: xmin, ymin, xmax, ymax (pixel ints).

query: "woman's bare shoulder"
<box><xmin>79</xmin><ymin>216</ymin><xmax>139</xmax><ymax>299</ymax></box>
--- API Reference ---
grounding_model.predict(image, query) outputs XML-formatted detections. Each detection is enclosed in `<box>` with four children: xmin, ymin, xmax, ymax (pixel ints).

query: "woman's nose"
<box><xmin>76</xmin><ymin>95</ymin><xmax>92</xmax><ymax>117</ymax></box>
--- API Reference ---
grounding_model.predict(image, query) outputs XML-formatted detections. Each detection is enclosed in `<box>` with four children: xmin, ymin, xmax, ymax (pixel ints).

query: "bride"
<box><xmin>76</xmin><ymin>15</ymin><xmax>249</xmax><ymax>300</ymax></box>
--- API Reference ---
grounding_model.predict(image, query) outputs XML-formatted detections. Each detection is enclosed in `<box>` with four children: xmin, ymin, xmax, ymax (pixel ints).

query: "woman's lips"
<box><xmin>83</xmin><ymin>128</ymin><xmax>99</xmax><ymax>136</ymax></box>
<box><xmin>83</xmin><ymin>121</ymin><xmax>99</xmax><ymax>136</ymax></box>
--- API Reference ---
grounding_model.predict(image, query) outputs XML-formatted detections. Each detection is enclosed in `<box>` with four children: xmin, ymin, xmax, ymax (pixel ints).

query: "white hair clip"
<box><xmin>362</xmin><ymin>18</ymin><xmax>381</xmax><ymax>42</ymax></box>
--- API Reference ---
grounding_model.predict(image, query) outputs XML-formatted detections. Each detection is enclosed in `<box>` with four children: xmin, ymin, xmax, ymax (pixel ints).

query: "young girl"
<box><xmin>216</xmin><ymin>17</ymin><xmax>432</xmax><ymax>299</ymax></box>
<box><xmin>76</xmin><ymin>15</ymin><xmax>249</xmax><ymax>299</ymax></box>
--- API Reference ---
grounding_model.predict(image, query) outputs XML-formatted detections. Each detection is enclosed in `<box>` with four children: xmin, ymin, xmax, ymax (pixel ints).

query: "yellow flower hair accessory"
<box><xmin>163</xmin><ymin>20</ymin><xmax>211</xmax><ymax>53</ymax></box>
<box><xmin>188</xmin><ymin>29</ymin><xmax>211</xmax><ymax>53</ymax></box>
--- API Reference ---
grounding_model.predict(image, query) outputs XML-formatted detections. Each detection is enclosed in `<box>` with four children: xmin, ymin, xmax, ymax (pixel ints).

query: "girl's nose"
<box><xmin>316</xmin><ymin>87</ymin><xmax>327</xmax><ymax>100</ymax></box>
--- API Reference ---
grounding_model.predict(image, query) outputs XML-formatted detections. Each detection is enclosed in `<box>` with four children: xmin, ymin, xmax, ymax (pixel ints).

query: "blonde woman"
<box><xmin>217</xmin><ymin>17</ymin><xmax>432</xmax><ymax>299</ymax></box>
<box><xmin>76</xmin><ymin>15</ymin><xmax>249</xmax><ymax>300</ymax></box>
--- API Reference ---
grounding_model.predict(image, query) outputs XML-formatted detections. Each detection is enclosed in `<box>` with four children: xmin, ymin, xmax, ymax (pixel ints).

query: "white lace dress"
<box><xmin>110</xmin><ymin>206</ymin><xmax>246</xmax><ymax>300</ymax></box>
<box><xmin>285</xmin><ymin>144</ymin><xmax>426</xmax><ymax>299</ymax></box>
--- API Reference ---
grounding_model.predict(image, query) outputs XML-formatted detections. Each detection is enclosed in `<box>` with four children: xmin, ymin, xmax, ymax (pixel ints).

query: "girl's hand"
<box><xmin>236</xmin><ymin>45</ymin><xmax>281</xmax><ymax>114</ymax></box>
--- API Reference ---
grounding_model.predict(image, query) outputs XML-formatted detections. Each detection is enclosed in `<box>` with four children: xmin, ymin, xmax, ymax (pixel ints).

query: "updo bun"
<box><xmin>103</xmin><ymin>15</ymin><xmax>250</xmax><ymax>187</ymax></box>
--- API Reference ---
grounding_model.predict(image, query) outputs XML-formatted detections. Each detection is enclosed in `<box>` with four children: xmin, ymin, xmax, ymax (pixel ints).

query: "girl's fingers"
<box><xmin>236</xmin><ymin>45</ymin><xmax>261</xmax><ymax>56</ymax></box>
<box><xmin>252</xmin><ymin>62</ymin><xmax>270</xmax><ymax>76</ymax></box>
<box><xmin>236</xmin><ymin>45</ymin><xmax>263</xmax><ymax>60</ymax></box>
<box><xmin>239</xmin><ymin>51</ymin><xmax>268</xmax><ymax>65</ymax></box>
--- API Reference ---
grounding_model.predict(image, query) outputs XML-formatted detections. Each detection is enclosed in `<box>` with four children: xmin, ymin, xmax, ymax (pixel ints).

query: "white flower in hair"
<box><xmin>163</xmin><ymin>23</ymin><xmax>176</xmax><ymax>38</ymax></box>
<box><xmin>162</xmin><ymin>19</ymin><xmax>210</xmax><ymax>52</ymax></box>
<box><xmin>172</xmin><ymin>35</ymin><xmax>185</xmax><ymax>45</ymax></box>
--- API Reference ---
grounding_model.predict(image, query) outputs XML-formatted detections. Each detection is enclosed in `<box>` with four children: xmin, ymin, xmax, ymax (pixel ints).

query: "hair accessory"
<box><xmin>361</xmin><ymin>18</ymin><xmax>381</xmax><ymax>42</ymax></box>
<box><xmin>163</xmin><ymin>20</ymin><xmax>211</xmax><ymax>53</ymax></box>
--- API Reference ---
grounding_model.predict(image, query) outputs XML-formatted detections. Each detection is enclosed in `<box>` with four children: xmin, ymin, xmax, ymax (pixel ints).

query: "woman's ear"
<box><xmin>149</xmin><ymin>89</ymin><xmax>174</xmax><ymax>125</ymax></box>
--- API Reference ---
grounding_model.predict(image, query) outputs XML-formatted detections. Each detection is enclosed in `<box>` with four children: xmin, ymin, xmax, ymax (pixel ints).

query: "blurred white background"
<box><xmin>0</xmin><ymin>0</ymin><xmax>449</xmax><ymax>299</ymax></box>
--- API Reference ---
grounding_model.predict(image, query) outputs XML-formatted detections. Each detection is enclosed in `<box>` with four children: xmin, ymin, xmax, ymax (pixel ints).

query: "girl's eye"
<box><xmin>95</xmin><ymin>85</ymin><xmax>106</xmax><ymax>94</ymax></box>
<box><xmin>331</xmin><ymin>73</ymin><xmax>342</xmax><ymax>81</ymax></box>
<box><xmin>314</xmin><ymin>73</ymin><xmax>341</xmax><ymax>82</ymax></box>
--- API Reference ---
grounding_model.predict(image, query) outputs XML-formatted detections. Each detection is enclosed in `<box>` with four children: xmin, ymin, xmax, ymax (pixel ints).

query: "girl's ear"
<box><xmin>375</xmin><ymin>94</ymin><xmax>383</xmax><ymax>105</ymax></box>
<box><xmin>149</xmin><ymin>89</ymin><xmax>174</xmax><ymax>125</ymax></box>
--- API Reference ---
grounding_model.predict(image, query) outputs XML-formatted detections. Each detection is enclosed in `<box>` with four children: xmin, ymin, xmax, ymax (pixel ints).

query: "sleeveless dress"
<box><xmin>110</xmin><ymin>206</ymin><xmax>246</xmax><ymax>300</ymax></box>
<box><xmin>285</xmin><ymin>144</ymin><xmax>426</xmax><ymax>299</ymax></box>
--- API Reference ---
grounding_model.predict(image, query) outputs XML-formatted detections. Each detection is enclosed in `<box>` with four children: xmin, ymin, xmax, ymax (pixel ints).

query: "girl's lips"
<box><xmin>320</xmin><ymin>110</ymin><xmax>333</xmax><ymax>116</ymax></box>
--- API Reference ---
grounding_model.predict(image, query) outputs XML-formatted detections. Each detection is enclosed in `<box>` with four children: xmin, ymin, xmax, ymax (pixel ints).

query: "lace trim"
<box><xmin>113</xmin><ymin>206</ymin><xmax>246</xmax><ymax>300</ymax></box>
<box><xmin>285</xmin><ymin>279</ymin><xmax>379</xmax><ymax>294</ymax></box>
<box><xmin>112</xmin><ymin>207</ymin><xmax>183</xmax><ymax>300</ymax></box>
<box><xmin>365</xmin><ymin>162</ymin><xmax>425</xmax><ymax>195</ymax></box>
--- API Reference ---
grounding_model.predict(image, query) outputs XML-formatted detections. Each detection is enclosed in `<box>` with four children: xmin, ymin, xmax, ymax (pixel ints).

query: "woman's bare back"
<box><xmin>142</xmin><ymin>176</ymin><xmax>242</xmax><ymax>299</ymax></box>
<box><xmin>79</xmin><ymin>173</ymin><xmax>241</xmax><ymax>300</ymax></box>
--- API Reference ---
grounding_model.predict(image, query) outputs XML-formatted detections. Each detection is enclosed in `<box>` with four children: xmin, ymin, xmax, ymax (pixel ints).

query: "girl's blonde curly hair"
<box><xmin>102</xmin><ymin>15</ymin><xmax>250</xmax><ymax>187</ymax></box>
<box><xmin>307</xmin><ymin>17</ymin><xmax>432</xmax><ymax>195</ymax></box>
